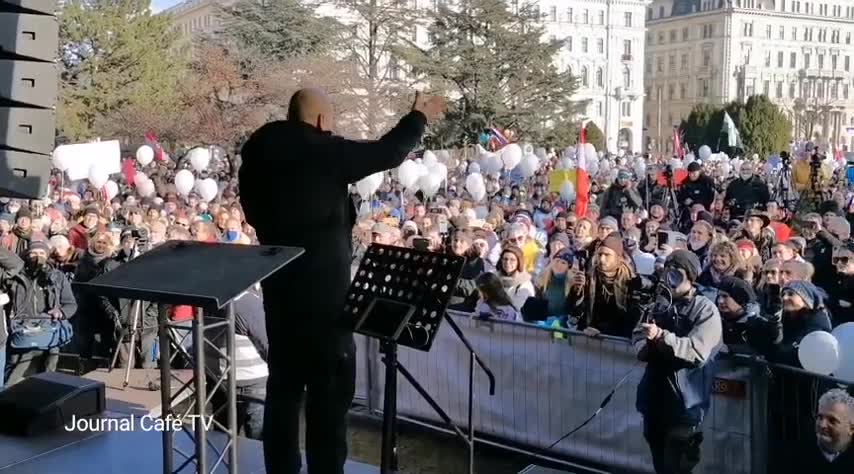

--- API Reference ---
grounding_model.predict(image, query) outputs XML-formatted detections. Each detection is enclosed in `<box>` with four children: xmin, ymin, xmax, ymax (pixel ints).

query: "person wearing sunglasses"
<box><xmin>757</xmin><ymin>259</ymin><xmax>784</xmax><ymax>315</ymax></box>
<box><xmin>827</xmin><ymin>243</ymin><xmax>854</xmax><ymax>326</ymax></box>
<box><xmin>760</xmin><ymin>280</ymin><xmax>833</xmax><ymax>367</ymax></box>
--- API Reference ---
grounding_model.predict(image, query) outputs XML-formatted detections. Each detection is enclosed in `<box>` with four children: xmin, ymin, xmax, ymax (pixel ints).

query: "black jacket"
<box><xmin>598</xmin><ymin>182</ymin><xmax>643</xmax><ymax>219</ymax></box>
<box><xmin>0</xmin><ymin>248</ymin><xmax>25</xmax><ymax>344</ymax></box>
<box><xmin>757</xmin><ymin>308</ymin><xmax>833</xmax><ymax>367</ymax></box>
<box><xmin>724</xmin><ymin>177</ymin><xmax>770</xmax><ymax>217</ymax></box>
<box><xmin>677</xmin><ymin>174</ymin><xmax>715</xmax><ymax>210</ymax></box>
<box><xmin>805</xmin><ymin>230</ymin><xmax>841</xmax><ymax>291</ymax></box>
<box><xmin>790</xmin><ymin>440</ymin><xmax>854</xmax><ymax>473</ymax></box>
<box><xmin>239</xmin><ymin>112</ymin><xmax>426</xmax><ymax>346</ymax></box>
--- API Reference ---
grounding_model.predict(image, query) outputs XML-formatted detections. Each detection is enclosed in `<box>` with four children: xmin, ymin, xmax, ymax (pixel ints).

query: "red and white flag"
<box><xmin>672</xmin><ymin>127</ymin><xmax>685</xmax><ymax>159</ymax></box>
<box><xmin>575</xmin><ymin>127</ymin><xmax>590</xmax><ymax>218</ymax></box>
<box><xmin>144</xmin><ymin>132</ymin><xmax>164</xmax><ymax>162</ymax></box>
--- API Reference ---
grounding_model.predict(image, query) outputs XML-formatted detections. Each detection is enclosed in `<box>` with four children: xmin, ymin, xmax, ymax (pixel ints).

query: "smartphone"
<box><xmin>413</xmin><ymin>237</ymin><xmax>430</xmax><ymax>251</ymax></box>
<box><xmin>438</xmin><ymin>219</ymin><xmax>448</xmax><ymax>235</ymax></box>
<box><xmin>657</xmin><ymin>231</ymin><xmax>669</xmax><ymax>249</ymax></box>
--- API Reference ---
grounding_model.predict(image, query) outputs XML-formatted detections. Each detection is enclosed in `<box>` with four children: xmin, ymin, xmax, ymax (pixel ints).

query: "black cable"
<box><xmin>545</xmin><ymin>360</ymin><xmax>642</xmax><ymax>451</ymax></box>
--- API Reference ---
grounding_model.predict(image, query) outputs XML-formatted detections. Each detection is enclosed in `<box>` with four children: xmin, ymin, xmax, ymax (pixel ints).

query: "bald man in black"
<box><xmin>240</xmin><ymin>88</ymin><xmax>444</xmax><ymax>473</ymax></box>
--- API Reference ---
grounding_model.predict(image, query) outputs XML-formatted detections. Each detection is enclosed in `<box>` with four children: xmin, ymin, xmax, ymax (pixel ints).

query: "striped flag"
<box><xmin>487</xmin><ymin>127</ymin><xmax>509</xmax><ymax>150</ymax></box>
<box><xmin>144</xmin><ymin>132</ymin><xmax>165</xmax><ymax>162</ymax></box>
<box><xmin>575</xmin><ymin>127</ymin><xmax>590</xmax><ymax>218</ymax></box>
<box><xmin>672</xmin><ymin>127</ymin><xmax>685</xmax><ymax>159</ymax></box>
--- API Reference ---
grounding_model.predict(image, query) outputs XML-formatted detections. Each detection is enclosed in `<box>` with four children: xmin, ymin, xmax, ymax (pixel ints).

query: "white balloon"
<box><xmin>188</xmin><ymin>147</ymin><xmax>211</xmax><ymax>172</ymax></box>
<box><xmin>798</xmin><ymin>331</ymin><xmax>841</xmax><ymax>376</ymax></box>
<box><xmin>559</xmin><ymin>181</ymin><xmax>576</xmax><ymax>201</ymax></box>
<box><xmin>699</xmin><ymin>145</ymin><xmax>712</xmax><ymax>161</ymax></box>
<box><xmin>522</xmin><ymin>143</ymin><xmax>534</xmax><ymax>155</ymax></box>
<box><xmin>356</xmin><ymin>172</ymin><xmax>384</xmax><ymax>199</ymax></box>
<box><xmin>831</xmin><ymin>322</ymin><xmax>854</xmax><ymax>382</ymax></box>
<box><xmin>518</xmin><ymin>153</ymin><xmax>540</xmax><ymax>178</ymax></box>
<box><xmin>134</xmin><ymin>171</ymin><xmax>150</xmax><ymax>186</ymax></box>
<box><xmin>137</xmin><ymin>179</ymin><xmax>156</xmax><ymax>197</ymax></box>
<box><xmin>586</xmin><ymin>159</ymin><xmax>600</xmax><ymax>176</ymax></box>
<box><xmin>535</xmin><ymin>147</ymin><xmax>548</xmax><ymax>160</ymax></box>
<box><xmin>721</xmin><ymin>162</ymin><xmax>733</xmax><ymax>176</ymax></box>
<box><xmin>136</xmin><ymin>145</ymin><xmax>154</xmax><ymax>167</ymax></box>
<box><xmin>501</xmin><ymin>144</ymin><xmax>523</xmax><ymax>170</ymax></box>
<box><xmin>198</xmin><ymin>178</ymin><xmax>218</xmax><ymax>202</ymax></box>
<box><xmin>104</xmin><ymin>180</ymin><xmax>119</xmax><ymax>200</ymax></box>
<box><xmin>397</xmin><ymin>160</ymin><xmax>420</xmax><ymax>189</ymax></box>
<box><xmin>468</xmin><ymin>162</ymin><xmax>481</xmax><ymax>175</ymax></box>
<box><xmin>88</xmin><ymin>165</ymin><xmax>109</xmax><ymax>189</ymax></box>
<box><xmin>430</xmin><ymin>163</ymin><xmax>448</xmax><ymax>182</ymax></box>
<box><xmin>670</xmin><ymin>158</ymin><xmax>683</xmax><ymax>170</ymax></box>
<box><xmin>422</xmin><ymin>151</ymin><xmax>438</xmax><ymax>168</ymax></box>
<box><xmin>634</xmin><ymin>160</ymin><xmax>647</xmax><ymax>178</ymax></box>
<box><xmin>482</xmin><ymin>152</ymin><xmax>503</xmax><ymax>174</ymax></box>
<box><xmin>465</xmin><ymin>173</ymin><xmax>486</xmax><ymax>202</ymax></box>
<box><xmin>417</xmin><ymin>172</ymin><xmax>442</xmax><ymax>198</ymax></box>
<box><xmin>436</xmin><ymin>150</ymin><xmax>451</xmax><ymax>163</ymax></box>
<box><xmin>174</xmin><ymin>169</ymin><xmax>195</xmax><ymax>196</ymax></box>
<box><xmin>51</xmin><ymin>148</ymin><xmax>72</xmax><ymax>171</ymax></box>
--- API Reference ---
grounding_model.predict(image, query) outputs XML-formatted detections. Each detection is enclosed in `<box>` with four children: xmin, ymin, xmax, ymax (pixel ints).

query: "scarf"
<box><xmin>586</xmin><ymin>261</ymin><xmax>633</xmax><ymax>324</ymax></box>
<box><xmin>13</xmin><ymin>226</ymin><xmax>32</xmax><ymax>241</ymax></box>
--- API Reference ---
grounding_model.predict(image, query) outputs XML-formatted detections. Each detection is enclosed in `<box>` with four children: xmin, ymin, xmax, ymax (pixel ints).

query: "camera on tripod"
<box><xmin>780</xmin><ymin>151</ymin><xmax>790</xmax><ymax>169</ymax></box>
<box><xmin>810</xmin><ymin>152</ymin><xmax>823</xmax><ymax>171</ymax></box>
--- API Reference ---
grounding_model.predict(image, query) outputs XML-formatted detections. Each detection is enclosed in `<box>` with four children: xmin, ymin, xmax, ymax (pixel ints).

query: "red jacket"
<box><xmin>68</xmin><ymin>224</ymin><xmax>91</xmax><ymax>250</ymax></box>
<box><xmin>172</xmin><ymin>305</ymin><xmax>193</xmax><ymax>322</ymax></box>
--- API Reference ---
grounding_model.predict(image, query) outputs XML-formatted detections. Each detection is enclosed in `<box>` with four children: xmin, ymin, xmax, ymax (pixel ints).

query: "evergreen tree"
<box><xmin>739</xmin><ymin>95</ymin><xmax>792</xmax><ymax>157</ymax></box>
<box><xmin>217</xmin><ymin>0</ymin><xmax>337</xmax><ymax>62</ymax></box>
<box><xmin>58</xmin><ymin>0</ymin><xmax>186</xmax><ymax>140</ymax></box>
<box><xmin>583</xmin><ymin>122</ymin><xmax>605</xmax><ymax>151</ymax></box>
<box><xmin>399</xmin><ymin>0</ymin><xmax>582</xmax><ymax>146</ymax></box>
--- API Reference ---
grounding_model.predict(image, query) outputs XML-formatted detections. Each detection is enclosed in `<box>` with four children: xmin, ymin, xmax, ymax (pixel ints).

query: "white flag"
<box><xmin>723</xmin><ymin>112</ymin><xmax>744</xmax><ymax>148</ymax></box>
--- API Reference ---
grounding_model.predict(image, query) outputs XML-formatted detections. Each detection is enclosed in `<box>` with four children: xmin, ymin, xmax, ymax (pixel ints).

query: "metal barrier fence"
<box><xmin>354</xmin><ymin>312</ymin><xmax>770</xmax><ymax>473</ymax></box>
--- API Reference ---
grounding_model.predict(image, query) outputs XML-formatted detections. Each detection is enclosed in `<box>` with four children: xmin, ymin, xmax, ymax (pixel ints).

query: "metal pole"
<box><xmin>124</xmin><ymin>300</ymin><xmax>142</xmax><ymax>387</ymax></box>
<box><xmin>467</xmin><ymin>351</ymin><xmax>475</xmax><ymax>474</ymax></box>
<box><xmin>657</xmin><ymin>86</ymin><xmax>662</xmax><ymax>156</ymax></box>
<box><xmin>193</xmin><ymin>307</ymin><xmax>208</xmax><ymax>474</ymax></box>
<box><xmin>226</xmin><ymin>302</ymin><xmax>239</xmax><ymax>473</ymax></box>
<box><xmin>380</xmin><ymin>342</ymin><xmax>398</xmax><ymax>474</ymax></box>
<box><xmin>158</xmin><ymin>304</ymin><xmax>173</xmax><ymax>474</ymax></box>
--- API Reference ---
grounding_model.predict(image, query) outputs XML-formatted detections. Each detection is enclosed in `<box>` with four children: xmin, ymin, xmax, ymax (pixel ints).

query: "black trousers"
<box><xmin>643</xmin><ymin>418</ymin><xmax>703</xmax><ymax>474</ymax></box>
<box><xmin>263</xmin><ymin>332</ymin><xmax>356</xmax><ymax>474</ymax></box>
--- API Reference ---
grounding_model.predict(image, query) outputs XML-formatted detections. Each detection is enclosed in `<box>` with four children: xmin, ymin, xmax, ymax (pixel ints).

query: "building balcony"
<box><xmin>621</xmin><ymin>54</ymin><xmax>633</xmax><ymax>62</ymax></box>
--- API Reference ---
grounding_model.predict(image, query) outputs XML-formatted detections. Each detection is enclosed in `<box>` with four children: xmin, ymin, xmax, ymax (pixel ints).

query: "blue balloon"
<box><xmin>479</xmin><ymin>133</ymin><xmax>490</xmax><ymax>145</ymax></box>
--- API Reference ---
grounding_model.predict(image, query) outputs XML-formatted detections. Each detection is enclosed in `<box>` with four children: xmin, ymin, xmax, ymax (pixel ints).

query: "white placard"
<box><xmin>53</xmin><ymin>140</ymin><xmax>122</xmax><ymax>181</ymax></box>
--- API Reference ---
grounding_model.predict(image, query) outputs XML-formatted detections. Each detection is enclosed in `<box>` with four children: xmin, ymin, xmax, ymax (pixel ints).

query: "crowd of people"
<box><xmin>0</xmin><ymin>132</ymin><xmax>850</xmax><ymax>471</ymax></box>
<box><xmin>351</xmin><ymin>144</ymin><xmax>854</xmax><ymax>472</ymax></box>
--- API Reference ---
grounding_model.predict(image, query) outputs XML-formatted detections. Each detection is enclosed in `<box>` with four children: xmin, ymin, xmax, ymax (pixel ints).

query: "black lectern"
<box><xmin>348</xmin><ymin>244</ymin><xmax>495</xmax><ymax>474</ymax></box>
<box><xmin>74</xmin><ymin>241</ymin><xmax>303</xmax><ymax>474</ymax></box>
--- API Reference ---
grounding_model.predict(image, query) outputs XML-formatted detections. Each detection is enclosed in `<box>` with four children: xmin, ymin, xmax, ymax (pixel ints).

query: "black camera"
<box><xmin>663</xmin><ymin>165</ymin><xmax>674</xmax><ymax>179</ymax></box>
<box><xmin>810</xmin><ymin>153</ymin><xmax>823</xmax><ymax>170</ymax></box>
<box><xmin>780</xmin><ymin>151</ymin><xmax>790</xmax><ymax>167</ymax></box>
<box><xmin>628</xmin><ymin>275</ymin><xmax>658</xmax><ymax>309</ymax></box>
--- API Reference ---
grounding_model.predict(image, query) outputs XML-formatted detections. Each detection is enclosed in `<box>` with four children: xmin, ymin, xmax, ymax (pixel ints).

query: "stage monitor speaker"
<box><xmin>0</xmin><ymin>0</ymin><xmax>58</xmax><ymax>199</ymax></box>
<box><xmin>0</xmin><ymin>371</ymin><xmax>106</xmax><ymax>436</ymax></box>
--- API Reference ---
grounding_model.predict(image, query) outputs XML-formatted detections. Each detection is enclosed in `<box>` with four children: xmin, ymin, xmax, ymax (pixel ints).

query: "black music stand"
<box><xmin>74</xmin><ymin>241</ymin><xmax>303</xmax><ymax>474</ymax></box>
<box><xmin>347</xmin><ymin>244</ymin><xmax>496</xmax><ymax>474</ymax></box>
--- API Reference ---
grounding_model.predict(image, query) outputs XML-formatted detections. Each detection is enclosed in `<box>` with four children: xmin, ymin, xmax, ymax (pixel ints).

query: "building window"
<box><xmin>791</xmin><ymin>52</ymin><xmax>797</xmax><ymax>68</ymax></box>
<box><xmin>597</xmin><ymin>102</ymin><xmax>604</xmax><ymax>116</ymax></box>
<box><xmin>789</xmin><ymin>82</ymin><xmax>796</xmax><ymax>98</ymax></box>
<box><xmin>743</xmin><ymin>22</ymin><xmax>753</xmax><ymax>37</ymax></box>
<box><xmin>597</xmin><ymin>10</ymin><xmax>604</xmax><ymax>25</ymax></box>
<box><xmin>583</xmin><ymin>9</ymin><xmax>589</xmax><ymax>23</ymax></box>
<box><xmin>702</xmin><ymin>48</ymin><xmax>711</xmax><ymax>67</ymax></box>
<box><xmin>623</xmin><ymin>68</ymin><xmax>631</xmax><ymax>88</ymax></box>
<box><xmin>846</xmin><ymin>56</ymin><xmax>851</xmax><ymax>71</ymax></box>
<box><xmin>645</xmin><ymin>113</ymin><xmax>650</xmax><ymax>127</ymax></box>
<box><xmin>766</xmin><ymin>25</ymin><xmax>772</xmax><ymax>39</ymax></box>
<box><xmin>845</xmin><ymin>84</ymin><xmax>849</xmax><ymax>99</ymax></box>
<box><xmin>567</xmin><ymin>7</ymin><xmax>573</xmax><ymax>22</ymax></box>
<box><xmin>817</xmin><ymin>81</ymin><xmax>824</xmax><ymax>98</ymax></box>
<box><xmin>645</xmin><ymin>86</ymin><xmax>651</xmax><ymax>98</ymax></box>
<box><xmin>765</xmin><ymin>51</ymin><xmax>771</xmax><ymax>67</ymax></box>
<box><xmin>646</xmin><ymin>60</ymin><xmax>652</xmax><ymax>74</ymax></box>
<box><xmin>776</xmin><ymin>81</ymin><xmax>783</xmax><ymax>98</ymax></box>
<box><xmin>582</xmin><ymin>37</ymin><xmax>588</xmax><ymax>53</ymax></box>
<box><xmin>597</xmin><ymin>38</ymin><xmax>604</xmax><ymax>54</ymax></box>
<box><xmin>792</xmin><ymin>27</ymin><xmax>797</xmax><ymax>41</ymax></box>
<box><xmin>567</xmin><ymin>37</ymin><xmax>573</xmax><ymax>51</ymax></box>
<box><xmin>848</xmin><ymin>32</ymin><xmax>852</xmax><ymax>44</ymax></box>
<box><xmin>647</xmin><ymin>7</ymin><xmax>652</xmax><ymax>20</ymax></box>
<box><xmin>669</xmin><ymin>55</ymin><xmax>675</xmax><ymax>72</ymax></box>
<box><xmin>804</xmin><ymin>53</ymin><xmax>810</xmax><ymax>68</ymax></box>
<box><xmin>831</xmin><ymin>82</ymin><xmax>838</xmax><ymax>99</ymax></box>
<box><xmin>668</xmin><ymin>84</ymin><xmax>675</xmax><ymax>100</ymax></box>
<box><xmin>658</xmin><ymin>32</ymin><xmax>665</xmax><ymax>43</ymax></box>
<box><xmin>777</xmin><ymin>51</ymin><xmax>784</xmax><ymax>67</ymax></box>
<box><xmin>681</xmin><ymin>54</ymin><xmax>688</xmax><ymax>70</ymax></box>
<box><xmin>763</xmin><ymin>80</ymin><xmax>770</xmax><ymax>96</ymax></box>
<box><xmin>596</xmin><ymin>68</ymin><xmax>604</xmax><ymax>87</ymax></box>
<box><xmin>622</xmin><ymin>101</ymin><xmax>632</xmax><ymax>117</ymax></box>
<box><xmin>657</xmin><ymin>56</ymin><xmax>663</xmax><ymax>72</ymax></box>
<box><xmin>699</xmin><ymin>79</ymin><xmax>710</xmax><ymax>97</ymax></box>
<box><xmin>624</xmin><ymin>12</ymin><xmax>632</xmax><ymax>27</ymax></box>
<box><xmin>659</xmin><ymin>6</ymin><xmax>665</xmax><ymax>17</ymax></box>
<box><xmin>623</xmin><ymin>40</ymin><xmax>632</xmax><ymax>56</ymax></box>
<box><xmin>581</xmin><ymin>66</ymin><xmax>589</xmax><ymax>86</ymax></box>
<box><xmin>680</xmin><ymin>83</ymin><xmax>687</xmax><ymax>99</ymax></box>
<box><xmin>818</xmin><ymin>55</ymin><xmax>824</xmax><ymax>69</ymax></box>
<box><xmin>670</xmin><ymin>30</ymin><xmax>676</xmax><ymax>42</ymax></box>
<box><xmin>683</xmin><ymin>27</ymin><xmax>689</xmax><ymax>40</ymax></box>
<box><xmin>549</xmin><ymin>6</ymin><xmax>557</xmax><ymax>21</ymax></box>
<box><xmin>832</xmin><ymin>55</ymin><xmax>838</xmax><ymax>70</ymax></box>
<box><xmin>779</xmin><ymin>26</ymin><xmax>785</xmax><ymax>39</ymax></box>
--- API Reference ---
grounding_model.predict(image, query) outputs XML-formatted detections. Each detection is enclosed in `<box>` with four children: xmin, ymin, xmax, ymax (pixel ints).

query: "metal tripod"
<box><xmin>109</xmin><ymin>300</ymin><xmax>146</xmax><ymax>388</ymax></box>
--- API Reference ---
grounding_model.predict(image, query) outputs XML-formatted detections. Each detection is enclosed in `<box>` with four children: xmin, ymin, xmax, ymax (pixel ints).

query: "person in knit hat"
<box><xmin>633</xmin><ymin>248</ymin><xmax>721</xmax><ymax>473</ymax></box>
<box><xmin>578</xmin><ymin>234</ymin><xmax>637</xmax><ymax>338</ymax></box>
<box><xmin>757</xmin><ymin>280</ymin><xmax>832</xmax><ymax>368</ymax></box>
<box><xmin>12</xmin><ymin>205</ymin><xmax>34</xmax><ymax>256</ymax></box>
<box><xmin>0</xmin><ymin>212</ymin><xmax>18</xmax><ymax>253</ymax></box>
<box><xmin>716</xmin><ymin>276</ymin><xmax>765</xmax><ymax>349</ymax></box>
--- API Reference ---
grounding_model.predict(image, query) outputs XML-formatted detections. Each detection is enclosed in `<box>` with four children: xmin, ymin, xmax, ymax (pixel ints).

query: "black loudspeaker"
<box><xmin>0</xmin><ymin>0</ymin><xmax>57</xmax><ymax>199</ymax></box>
<box><xmin>0</xmin><ymin>371</ymin><xmax>106</xmax><ymax>436</ymax></box>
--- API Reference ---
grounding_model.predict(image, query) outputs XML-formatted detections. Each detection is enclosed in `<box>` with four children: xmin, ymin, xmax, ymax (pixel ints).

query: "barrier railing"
<box><xmin>355</xmin><ymin>311</ymin><xmax>765</xmax><ymax>473</ymax></box>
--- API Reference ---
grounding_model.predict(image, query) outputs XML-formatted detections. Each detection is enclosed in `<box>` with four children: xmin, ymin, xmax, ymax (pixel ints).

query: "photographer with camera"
<box><xmin>793</xmin><ymin>150</ymin><xmax>831</xmax><ymax>193</ymax></box>
<box><xmin>599</xmin><ymin>169</ymin><xmax>644</xmax><ymax>220</ymax></box>
<box><xmin>723</xmin><ymin>162</ymin><xmax>770</xmax><ymax>218</ymax></box>
<box><xmin>633</xmin><ymin>250</ymin><xmax>722</xmax><ymax>474</ymax></box>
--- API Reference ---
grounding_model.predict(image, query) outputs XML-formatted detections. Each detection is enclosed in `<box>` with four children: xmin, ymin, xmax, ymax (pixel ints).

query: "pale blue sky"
<box><xmin>152</xmin><ymin>0</ymin><xmax>182</xmax><ymax>13</ymax></box>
